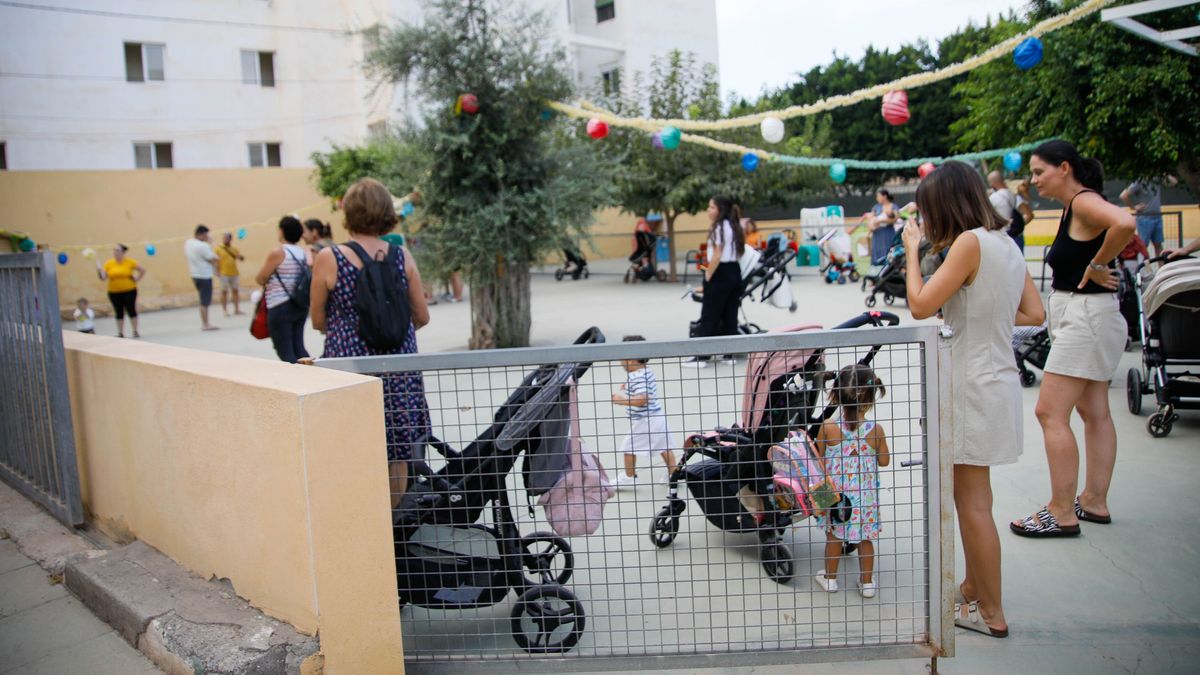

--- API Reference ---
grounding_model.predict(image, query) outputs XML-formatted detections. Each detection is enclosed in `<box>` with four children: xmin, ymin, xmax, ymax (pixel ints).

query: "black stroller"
<box><xmin>862</xmin><ymin>237</ymin><xmax>930</xmax><ymax>308</ymax></box>
<box><xmin>1125</xmin><ymin>255</ymin><xmax>1200</xmax><ymax>437</ymax></box>
<box><xmin>626</xmin><ymin>229</ymin><xmax>667</xmax><ymax>283</ymax></box>
<box><xmin>1013</xmin><ymin>326</ymin><xmax>1051</xmax><ymax>388</ymax></box>
<box><xmin>395</xmin><ymin>328</ymin><xmax>604</xmax><ymax>653</ymax></box>
<box><xmin>743</xmin><ymin>234</ymin><xmax>799</xmax><ymax>313</ymax></box>
<box><xmin>555</xmin><ymin>248</ymin><xmax>589</xmax><ymax>281</ymax></box>
<box><xmin>650</xmin><ymin>311</ymin><xmax>900</xmax><ymax>584</ymax></box>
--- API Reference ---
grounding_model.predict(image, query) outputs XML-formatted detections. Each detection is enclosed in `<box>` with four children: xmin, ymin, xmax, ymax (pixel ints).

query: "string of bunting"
<box><xmin>549</xmin><ymin>0</ymin><xmax>1113</xmax><ymax>132</ymax></box>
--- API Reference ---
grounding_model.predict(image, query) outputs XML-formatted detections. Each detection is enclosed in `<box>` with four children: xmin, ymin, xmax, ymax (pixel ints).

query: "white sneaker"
<box><xmin>814</xmin><ymin>571</ymin><xmax>838</xmax><ymax>593</ymax></box>
<box><xmin>615</xmin><ymin>474</ymin><xmax>638</xmax><ymax>489</ymax></box>
<box><xmin>681</xmin><ymin>357</ymin><xmax>709</xmax><ymax>369</ymax></box>
<box><xmin>859</xmin><ymin>581</ymin><xmax>878</xmax><ymax>598</ymax></box>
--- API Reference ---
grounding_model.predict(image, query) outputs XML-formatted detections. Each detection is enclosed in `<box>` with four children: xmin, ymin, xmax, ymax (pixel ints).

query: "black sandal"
<box><xmin>1009</xmin><ymin>508</ymin><xmax>1080</xmax><ymax>538</ymax></box>
<box><xmin>1075</xmin><ymin>497</ymin><xmax>1112</xmax><ymax>524</ymax></box>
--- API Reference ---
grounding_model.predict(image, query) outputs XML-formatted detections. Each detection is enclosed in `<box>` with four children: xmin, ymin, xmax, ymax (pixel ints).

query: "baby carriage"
<box><xmin>1125</xmin><ymin>255</ymin><xmax>1200</xmax><ymax>438</ymax></box>
<box><xmin>1012</xmin><ymin>325</ymin><xmax>1052</xmax><ymax>388</ymax></box>
<box><xmin>816</xmin><ymin>227</ymin><xmax>860</xmax><ymax>285</ymax></box>
<box><xmin>742</xmin><ymin>233</ymin><xmax>799</xmax><ymax>313</ymax></box>
<box><xmin>395</xmin><ymin>328</ymin><xmax>606</xmax><ymax>653</ymax></box>
<box><xmin>862</xmin><ymin>236</ymin><xmax>930</xmax><ymax>308</ymax></box>
<box><xmin>626</xmin><ymin>219</ymin><xmax>667</xmax><ymax>283</ymax></box>
<box><xmin>649</xmin><ymin>311</ymin><xmax>900</xmax><ymax>584</ymax></box>
<box><xmin>555</xmin><ymin>248</ymin><xmax>589</xmax><ymax>281</ymax></box>
<box><xmin>684</xmin><ymin>244</ymin><xmax>770</xmax><ymax>337</ymax></box>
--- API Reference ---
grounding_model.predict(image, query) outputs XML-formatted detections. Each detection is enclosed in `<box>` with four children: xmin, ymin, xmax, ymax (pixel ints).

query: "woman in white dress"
<box><xmin>903</xmin><ymin>161</ymin><xmax>1045</xmax><ymax>639</ymax></box>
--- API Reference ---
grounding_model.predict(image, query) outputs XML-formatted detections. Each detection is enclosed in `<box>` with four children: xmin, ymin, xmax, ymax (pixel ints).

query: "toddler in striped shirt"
<box><xmin>612</xmin><ymin>336</ymin><xmax>678</xmax><ymax>488</ymax></box>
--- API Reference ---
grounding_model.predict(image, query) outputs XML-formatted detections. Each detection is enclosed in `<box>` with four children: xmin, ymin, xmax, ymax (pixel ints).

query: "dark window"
<box><xmin>0</xmin><ymin>142</ymin><xmax>6</xmax><ymax>170</ymax></box>
<box><xmin>125</xmin><ymin>42</ymin><xmax>164</xmax><ymax>82</ymax></box>
<box><xmin>241</xmin><ymin>50</ymin><xmax>275</xmax><ymax>87</ymax></box>
<box><xmin>602</xmin><ymin>68</ymin><xmax>620</xmax><ymax>95</ymax></box>
<box><xmin>134</xmin><ymin>142</ymin><xmax>172</xmax><ymax>169</ymax></box>
<box><xmin>249</xmin><ymin>142</ymin><xmax>281</xmax><ymax>167</ymax></box>
<box><xmin>596</xmin><ymin>0</ymin><xmax>614</xmax><ymax>23</ymax></box>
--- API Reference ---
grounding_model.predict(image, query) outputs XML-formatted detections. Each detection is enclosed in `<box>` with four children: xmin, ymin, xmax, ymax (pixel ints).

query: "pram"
<box><xmin>1012</xmin><ymin>325</ymin><xmax>1051</xmax><ymax>387</ymax></box>
<box><xmin>862</xmin><ymin>236</ymin><xmax>930</xmax><ymax>308</ymax></box>
<box><xmin>816</xmin><ymin>227</ymin><xmax>860</xmax><ymax>285</ymax></box>
<box><xmin>649</xmin><ymin>311</ymin><xmax>901</xmax><ymax>584</ymax></box>
<box><xmin>1125</xmin><ymin>255</ymin><xmax>1200</xmax><ymax>438</ymax></box>
<box><xmin>626</xmin><ymin>222</ymin><xmax>667</xmax><ymax>283</ymax></box>
<box><xmin>742</xmin><ymin>233</ymin><xmax>799</xmax><ymax>313</ymax></box>
<box><xmin>555</xmin><ymin>248</ymin><xmax>589</xmax><ymax>281</ymax></box>
<box><xmin>395</xmin><ymin>328</ymin><xmax>605</xmax><ymax>653</ymax></box>
<box><xmin>684</xmin><ymin>245</ymin><xmax>771</xmax><ymax>337</ymax></box>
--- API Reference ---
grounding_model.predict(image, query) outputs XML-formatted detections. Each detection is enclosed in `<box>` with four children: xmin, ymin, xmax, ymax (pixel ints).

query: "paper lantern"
<box><xmin>1003</xmin><ymin>151</ymin><xmax>1023</xmax><ymax>173</ymax></box>
<box><xmin>586</xmin><ymin>118</ymin><xmax>609</xmax><ymax>139</ymax></box>
<box><xmin>651</xmin><ymin>132</ymin><xmax>664</xmax><ymax>149</ymax></box>
<box><xmin>918</xmin><ymin>162</ymin><xmax>937</xmax><ymax>179</ymax></box>
<box><xmin>456</xmin><ymin>93</ymin><xmax>479</xmax><ymax>115</ymax></box>
<box><xmin>401</xmin><ymin>202</ymin><xmax>415</xmax><ymax>217</ymax></box>
<box><xmin>881</xmin><ymin>90</ymin><xmax>910</xmax><ymax>126</ymax></box>
<box><xmin>57</xmin><ymin>252</ymin><xmax>69</xmax><ymax>265</ymax></box>
<box><xmin>18</xmin><ymin>238</ymin><xmax>35</xmax><ymax>252</ymax></box>
<box><xmin>237</xmin><ymin>228</ymin><xmax>247</xmax><ymax>240</ymax></box>
<box><xmin>829</xmin><ymin>163</ymin><xmax>847</xmax><ymax>184</ymax></box>
<box><xmin>145</xmin><ymin>244</ymin><xmax>157</xmax><ymax>256</ymax></box>
<box><xmin>742</xmin><ymin>153</ymin><xmax>760</xmax><ymax>173</ymax></box>
<box><xmin>540</xmin><ymin>109</ymin><xmax>554</xmax><ymax>121</ymax></box>
<box><xmin>660</xmin><ymin>126</ymin><xmax>681</xmax><ymax>150</ymax></box>
<box><xmin>82</xmin><ymin>247</ymin><xmax>96</xmax><ymax>260</ymax></box>
<box><xmin>760</xmin><ymin>117</ymin><xmax>785</xmax><ymax>144</ymax></box>
<box><xmin>1013</xmin><ymin>37</ymin><xmax>1043</xmax><ymax>71</ymax></box>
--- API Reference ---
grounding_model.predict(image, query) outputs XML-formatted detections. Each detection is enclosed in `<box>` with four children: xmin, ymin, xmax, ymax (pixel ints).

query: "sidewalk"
<box><xmin>0</xmin><ymin>537</ymin><xmax>159</xmax><ymax>675</ymax></box>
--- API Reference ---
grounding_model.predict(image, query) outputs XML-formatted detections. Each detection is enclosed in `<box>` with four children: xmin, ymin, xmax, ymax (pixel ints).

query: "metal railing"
<box><xmin>0</xmin><ymin>252</ymin><xmax>83</xmax><ymax>526</ymax></box>
<box><xmin>319</xmin><ymin>324</ymin><xmax>952</xmax><ymax>672</ymax></box>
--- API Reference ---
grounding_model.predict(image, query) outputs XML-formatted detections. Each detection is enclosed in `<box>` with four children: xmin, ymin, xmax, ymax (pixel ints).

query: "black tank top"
<box><xmin>1045</xmin><ymin>189</ymin><xmax>1114</xmax><ymax>294</ymax></box>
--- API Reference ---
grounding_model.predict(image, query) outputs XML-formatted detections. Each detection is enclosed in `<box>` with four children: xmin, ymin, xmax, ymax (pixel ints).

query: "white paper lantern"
<box><xmin>760</xmin><ymin>117</ymin><xmax>785</xmax><ymax>144</ymax></box>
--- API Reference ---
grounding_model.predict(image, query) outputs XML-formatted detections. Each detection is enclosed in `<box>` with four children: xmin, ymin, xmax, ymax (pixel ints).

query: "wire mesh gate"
<box><xmin>319</xmin><ymin>320</ymin><xmax>952</xmax><ymax>672</ymax></box>
<box><xmin>0</xmin><ymin>252</ymin><xmax>83</xmax><ymax>526</ymax></box>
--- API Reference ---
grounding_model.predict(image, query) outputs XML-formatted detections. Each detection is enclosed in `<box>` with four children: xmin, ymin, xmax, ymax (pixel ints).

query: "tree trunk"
<box><xmin>666</xmin><ymin>211</ymin><xmax>678</xmax><ymax>282</ymax></box>
<box><xmin>468</xmin><ymin>261</ymin><xmax>531</xmax><ymax>349</ymax></box>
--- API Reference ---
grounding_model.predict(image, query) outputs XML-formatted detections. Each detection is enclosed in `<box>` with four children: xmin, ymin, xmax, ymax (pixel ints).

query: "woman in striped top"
<box><xmin>612</xmin><ymin>335</ymin><xmax>677</xmax><ymax>487</ymax></box>
<box><xmin>255</xmin><ymin>216</ymin><xmax>311</xmax><ymax>363</ymax></box>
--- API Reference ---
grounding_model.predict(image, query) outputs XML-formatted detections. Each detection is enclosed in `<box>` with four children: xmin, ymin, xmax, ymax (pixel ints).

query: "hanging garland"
<box><xmin>550</xmin><ymin>0</ymin><xmax>1113</xmax><ymax>132</ymax></box>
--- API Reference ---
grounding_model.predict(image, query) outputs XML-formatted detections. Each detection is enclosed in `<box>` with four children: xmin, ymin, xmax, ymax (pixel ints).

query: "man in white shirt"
<box><xmin>184</xmin><ymin>225</ymin><xmax>220</xmax><ymax>331</ymax></box>
<box><xmin>987</xmin><ymin>171</ymin><xmax>1022</xmax><ymax>249</ymax></box>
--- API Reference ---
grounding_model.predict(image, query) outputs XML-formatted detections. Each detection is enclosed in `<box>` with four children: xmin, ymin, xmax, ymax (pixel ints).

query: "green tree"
<box><xmin>310</xmin><ymin>133</ymin><xmax>428</xmax><ymax>202</ymax></box>
<box><xmin>952</xmin><ymin>1</ymin><xmax>1200</xmax><ymax>197</ymax></box>
<box><xmin>365</xmin><ymin>0</ymin><xmax>612</xmax><ymax>348</ymax></box>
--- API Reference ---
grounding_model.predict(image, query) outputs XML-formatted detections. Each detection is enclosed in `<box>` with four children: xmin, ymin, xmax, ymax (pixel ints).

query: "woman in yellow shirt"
<box><xmin>95</xmin><ymin>244</ymin><xmax>146</xmax><ymax>338</ymax></box>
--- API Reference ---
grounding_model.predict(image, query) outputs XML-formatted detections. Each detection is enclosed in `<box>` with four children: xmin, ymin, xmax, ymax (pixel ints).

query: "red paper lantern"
<box><xmin>586</xmin><ymin>118</ymin><xmax>609</xmax><ymax>139</ymax></box>
<box><xmin>881</xmin><ymin>90</ymin><xmax>910</xmax><ymax>126</ymax></box>
<box><xmin>918</xmin><ymin>162</ymin><xmax>937</xmax><ymax>178</ymax></box>
<box><xmin>457</xmin><ymin>93</ymin><xmax>479</xmax><ymax>115</ymax></box>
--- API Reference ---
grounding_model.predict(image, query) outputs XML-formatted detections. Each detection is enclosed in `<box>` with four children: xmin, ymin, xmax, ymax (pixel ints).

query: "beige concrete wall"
<box><xmin>0</xmin><ymin>169</ymin><xmax>337</xmax><ymax>313</ymax></box>
<box><xmin>63</xmin><ymin>333</ymin><xmax>405</xmax><ymax>673</ymax></box>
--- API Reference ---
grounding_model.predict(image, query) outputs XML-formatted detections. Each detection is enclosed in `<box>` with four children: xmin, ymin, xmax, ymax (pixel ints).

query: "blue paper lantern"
<box><xmin>660</xmin><ymin>126</ymin><xmax>681</xmax><ymax>151</ymax></box>
<box><xmin>742</xmin><ymin>153</ymin><xmax>760</xmax><ymax>173</ymax></box>
<box><xmin>401</xmin><ymin>202</ymin><xmax>415</xmax><ymax>217</ymax></box>
<box><xmin>145</xmin><ymin>244</ymin><xmax>157</xmax><ymax>256</ymax></box>
<box><xmin>651</xmin><ymin>132</ymin><xmax>664</xmax><ymax>150</ymax></box>
<box><xmin>237</xmin><ymin>228</ymin><xmax>247</xmax><ymax>240</ymax></box>
<box><xmin>57</xmin><ymin>252</ymin><xmax>69</xmax><ymax>265</ymax></box>
<box><xmin>1013</xmin><ymin>37</ymin><xmax>1043</xmax><ymax>71</ymax></box>
<box><xmin>1003</xmin><ymin>151</ymin><xmax>1023</xmax><ymax>173</ymax></box>
<box><xmin>829</xmin><ymin>163</ymin><xmax>847</xmax><ymax>184</ymax></box>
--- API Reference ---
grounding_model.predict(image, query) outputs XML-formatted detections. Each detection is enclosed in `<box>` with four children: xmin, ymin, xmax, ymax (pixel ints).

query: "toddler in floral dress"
<box><xmin>814</xmin><ymin>364</ymin><xmax>889</xmax><ymax>598</ymax></box>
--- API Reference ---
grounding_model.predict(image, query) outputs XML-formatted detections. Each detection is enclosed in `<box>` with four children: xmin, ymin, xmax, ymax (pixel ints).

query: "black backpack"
<box><xmin>343</xmin><ymin>241</ymin><xmax>411</xmax><ymax>350</ymax></box>
<box><xmin>274</xmin><ymin>247</ymin><xmax>311</xmax><ymax>310</ymax></box>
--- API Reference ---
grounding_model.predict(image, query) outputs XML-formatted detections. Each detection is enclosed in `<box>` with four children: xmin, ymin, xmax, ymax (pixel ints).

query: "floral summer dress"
<box><xmin>824</xmin><ymin>419</ymin><xmax>881</xmax><ymax>544</ymax></box>
<box><xmin>322</xmin><ymin>245</ymin><xmax>430</xmax><ymax>462</ymax></box>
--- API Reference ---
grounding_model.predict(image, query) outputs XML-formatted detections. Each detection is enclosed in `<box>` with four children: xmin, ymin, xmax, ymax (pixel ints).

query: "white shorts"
<box><xmin>619</xmin><ymin>412</ymin><xmax>674</xmax><ymax>457</ymax></box>
<box><xmin>1043</xmin><ymin>290</ymin><xmax>1126</xmax><ymax>382</ymax></box>
<box><xmin>219</xmin><ymin>274</ymin><xmax>239</xmax><ymax>291</ymax></box>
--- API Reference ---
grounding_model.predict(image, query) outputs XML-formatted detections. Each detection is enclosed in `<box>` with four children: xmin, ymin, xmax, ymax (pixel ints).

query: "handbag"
<box><xmin>250</xmin><ymin>294</ymin><xmax>269</xmax><ymax>339</ymax></box>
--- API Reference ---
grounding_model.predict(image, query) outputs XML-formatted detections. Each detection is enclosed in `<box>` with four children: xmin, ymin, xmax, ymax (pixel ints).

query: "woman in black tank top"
<box><xmin>1010</xmin><ymin>141</ymin><xmax>1135</xmax><ymax>543</ymax></box>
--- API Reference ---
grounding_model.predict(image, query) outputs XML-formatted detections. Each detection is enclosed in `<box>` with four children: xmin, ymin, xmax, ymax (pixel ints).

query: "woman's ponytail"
<box><xmin>1079</xmin><ymin>157</ymin><xmax>1105</xmax><ymax>192</ymax></box>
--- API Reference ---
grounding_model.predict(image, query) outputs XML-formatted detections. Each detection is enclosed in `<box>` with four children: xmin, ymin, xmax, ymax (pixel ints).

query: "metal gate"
<box><xmin>0</xmin><ymin>252</ymin><xmax>83</xmax><ymax>526</ymax></box>
<box><xmin>319</xmin><ymin>322</ymin><xmax>952</xmax><ymax>671</ymax></box>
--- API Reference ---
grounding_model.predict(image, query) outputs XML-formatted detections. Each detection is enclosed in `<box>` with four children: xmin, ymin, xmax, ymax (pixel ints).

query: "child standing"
<box><xmin>814</xmin><ymin>364</ymin><xmax>889</xmax><ymax>598</ymax></box>
<box><xmin>73</xmin><ymin>298</ymin><xmax>95</xmax><ymax>334</ymax></box>
<box><xmin>612</xmin><ymin>336</ymin><xmax>677</xmax><ymax>487</ymax></box>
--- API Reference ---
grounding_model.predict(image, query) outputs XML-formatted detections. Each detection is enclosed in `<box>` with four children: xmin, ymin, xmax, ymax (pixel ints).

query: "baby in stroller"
<box><xmin>626</xmin><ymin>217</ymin><xmax>667</xmax><ymax>283</ymax></box>
<box><xmin>817</xmin><ymin>226</ymin><xmax>859</xmax><ymax>284</ymax></box>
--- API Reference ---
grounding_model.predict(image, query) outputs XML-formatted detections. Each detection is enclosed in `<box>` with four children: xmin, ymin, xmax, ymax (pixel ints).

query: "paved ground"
<box><xmin>63</xmin><ymin>258</ymin><xmax>1200</xmax><ymax>673</ymax></box>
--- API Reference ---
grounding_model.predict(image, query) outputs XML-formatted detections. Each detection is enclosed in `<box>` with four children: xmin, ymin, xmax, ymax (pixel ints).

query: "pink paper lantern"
<box><xmin>586</xmin><ymin>118</ymin><xmax>609</xmax><ymax>139</ymax></box>
<box><xmin>918</xmin><ymin>162</ymin><xmax>937</xmax><ymax>179</ymax></box>
<box><xmin>881</xmin><ymin>90</ymin><xmax>910</xmax><ymax>126</ymax></box>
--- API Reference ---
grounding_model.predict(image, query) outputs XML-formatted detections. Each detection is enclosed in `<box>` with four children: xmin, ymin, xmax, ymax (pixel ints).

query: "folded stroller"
<box><xmin>1126</xmin><ymin>255</ymin><xmax>1200</xmax><ymax>438</ymax></box>
<box><xmin>1012</xmin><ymin>325</ymin><xmax>1051</xmax><ymax>388</ymax></box>
<box><xmin>649</xmin><ymin>311</ymin><xmax>900</xmax><ymax>584</ymax></box>
<box><xmin>555</xmin><ymin>248</ymin><xmax>589</xmax><ymax>281</ymax></box>
<box><xmin>742</xmin><ymin>233</ymin><xmax>799</xmax><ymax>313</ymax></box>
<box><xmin>395</xmin><ymin>328</ymin><xmax>605</xmax><ymax>654</ymax></box>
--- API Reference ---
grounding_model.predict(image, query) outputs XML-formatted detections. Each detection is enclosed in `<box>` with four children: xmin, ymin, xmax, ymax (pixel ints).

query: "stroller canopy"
<box><xmin>1143</xmin><ymin>259</ymin><xmax>1200</xmax><ymax>318</ymax></box>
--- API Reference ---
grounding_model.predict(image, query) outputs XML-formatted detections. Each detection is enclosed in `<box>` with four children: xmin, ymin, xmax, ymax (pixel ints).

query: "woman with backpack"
<box><xmin>255</xmin><ymin>216</ymin><xmax>312</xmax><ymax>363</ymax></box>
<box><xmin>310</xmin><ymin>178</ymin><xmax>431</xmax><ymax>506</ymax></box>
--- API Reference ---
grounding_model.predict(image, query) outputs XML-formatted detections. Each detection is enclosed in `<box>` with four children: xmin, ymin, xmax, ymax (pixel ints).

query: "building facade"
<box><xmin>0</xmin><ymin>0</ymin><xmax>718</xmax><ymax>171</ymax></box>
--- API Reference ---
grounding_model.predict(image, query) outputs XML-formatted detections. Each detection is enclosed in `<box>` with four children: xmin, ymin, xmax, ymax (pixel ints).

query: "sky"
<box><xmin>715</xmin><ymin>0</ymin><xmax>1026</xmax><ymax>101</ymax></box>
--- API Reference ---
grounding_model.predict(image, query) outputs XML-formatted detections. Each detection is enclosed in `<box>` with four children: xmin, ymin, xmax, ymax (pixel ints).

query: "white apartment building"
<box><xmin>0</xmin><ymin>0</ymin><xmax>718</xmax><ymax>172</ymax></box>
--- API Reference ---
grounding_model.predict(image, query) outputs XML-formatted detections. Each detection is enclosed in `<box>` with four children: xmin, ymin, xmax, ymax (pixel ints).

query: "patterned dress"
<box><xmin>322</xmin><ymin>245</ymin><xmax>430</xmax><ymax>461</ymax></box>
<box><xmin>824</xmin><ymin>419</ymin><xmax>881</xmax><ymax>544</ymax></box>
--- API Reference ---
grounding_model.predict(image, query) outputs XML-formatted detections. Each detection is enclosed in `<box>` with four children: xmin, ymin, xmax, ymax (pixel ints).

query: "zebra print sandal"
<box><xmin>1009</xmin><ymin>507</ymin><xmax>1081</xmax><ymax>538</ymax></box>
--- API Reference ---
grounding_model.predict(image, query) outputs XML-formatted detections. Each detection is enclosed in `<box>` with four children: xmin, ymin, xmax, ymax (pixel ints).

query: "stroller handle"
<box><xmin>1139</xmin><ymin>253</ymin><xmax>1194</xmax><ymax>273</ymax></box>
<box><xmin>832</xmin><ymin>310</ymin><xmax>900</xmax><ymax>330</ymax></box>
<box><xmin>574</xmin><ymin>326</ymin><xmax>606</xmax><ymax>346</ymax></box>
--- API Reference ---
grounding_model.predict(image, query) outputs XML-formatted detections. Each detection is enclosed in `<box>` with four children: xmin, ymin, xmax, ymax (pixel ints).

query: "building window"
<box><xmin>602</xmin><ymin>67</ymin><xmax>621</xmax><ymax>95</ymax></box>
<box><xmin>124</xmin><ymin>42</ymin><xmax>165</xmax><ymax>82</ymax></box>
<box><xmin>248</xmin><ymin>142</ymin><xmax>281</xmax><ymax>167</ymax></box>
<box><xmin>595</xmin><ymin>0</ymin><xmax>615</xmax><ymax>23</ymax></box>
<box><xmin>368</xmin><ymin>120</ymin><xmax>388</xmax><ymax>139</ymax></box>
<box><xmin>0</xmin><ymin>142</ymin><xmax>6</xmax><ymax>170</ymax></box>
<box><xmin>133</xmin><ymin>142</ymin><xmax>172</xmax><ymax>169</ymax></box>
<box><xmin>241</xmin><ymin>50</ymin><xmax>276</xmax><ymax>87</ymax></box>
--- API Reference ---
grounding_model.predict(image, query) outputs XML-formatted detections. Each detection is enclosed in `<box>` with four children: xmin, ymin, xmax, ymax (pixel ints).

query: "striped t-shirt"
<box><xmin>625</xmin><ymin>367</ymin><xmax>662</xmax><ymax>419</ymax></box>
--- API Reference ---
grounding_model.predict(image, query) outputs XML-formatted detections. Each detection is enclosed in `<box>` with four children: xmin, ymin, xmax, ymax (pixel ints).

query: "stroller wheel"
<box><xmin>1126</xmin><ymin>368</ymin><xmax>1143</xmax><ymax>415</ymax></box>
<box><xmin>1147</xmin><ymin>411</ymin><xmax>1175</xmax><ymax>438</ymax></box>
<box><xmin>554</xmin><ymin>269</ymin><xmax>565</xmax><ymax>281</ymax></box>
<box><xmin>510</xmin><ymin>584</ymin><xmax>585</xmax><ymax>654</ymax></box>
<box><xmin>520</xmin><ymin>532</ymin><xmax>574</xmax><ymax>587</ymax></box>
<box><xmin>849</xmin><ymin>269</ymin><xmax>861</xmax><ymax>283</ymax></box>
<box><xmin>883</xmin><ymin>293</ymin><xmax>896</xmax><ymax>306</ymax></box>
<box><xmin>582</xmin><ymin>268</ymin><xmax>590</xmax><ymax>279</ymax></box>
<box><xmin>649</xmin><ymin>508</ymin><xmax>680</xmax><ymax>548</ymax></box>
<box><xmin>624</xmin><ymin>269</ymin><xmax>633</xmax><ymax>284</ymax></box>
<box><xmin>761</xmin><ymin>542</ymin><xmax>794</xmax><ymax>584</ymax></box>
<box><xmin>788</xmin><ymin>301</ymin><xmax>798</xmax><ymax>313</ymax></box>
<box><xmin>656</xmin><ymin>269</ymin><xmax>668</xmax><ymax>282</ymax></box>
<box><xmin>865</xmin><ymin>295</ymin><xmax>877</xmax><ymax>308</ymax></box>
<box><xmin>1020</xmin><ymin>370</ymin><xmax>1037</xmax><ymax>388</ymax></box>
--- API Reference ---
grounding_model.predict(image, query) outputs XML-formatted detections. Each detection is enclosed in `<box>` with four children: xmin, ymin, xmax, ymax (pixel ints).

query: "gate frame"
<box><xmin>318</xmin><ymin>325</ymin><xmax>953</xmax><ymax>672</ymax></box>
<box><xmin>0</xmin><ymin>252</ymin><xmax>84</xmax><ymax>526</ymax></box>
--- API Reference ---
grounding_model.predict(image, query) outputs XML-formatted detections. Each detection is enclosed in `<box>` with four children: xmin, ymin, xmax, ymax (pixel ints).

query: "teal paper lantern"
<box><xmin>1003</xmin><ymin>151</ymin><xmax>1023</xmax><ymax>173</ymax></box>
<box><xmin>829</xmin><ymin>163</ymin><xmax>847</xmax><ymax>184</ymax></box>
<box><xmin>401</xmin><ymin>202</ymin><xmax>415</xmax><ymax>217</ymax></box>
<box><xmin>145</xmin><ymin>244</ymin><xmax>157</xmax><ymax>256</ymax></box>
<box><xmin>742</xmin><ymin>153</ymin><xmax>760</xmax><ymax>172</ymax></box>
<box><xmin>660</xmin><ymin>126</ymin><xmax>681</xmax><ymax>150</ymax></box>
<box><xmin>237</xmin><ymin>228</ymin><xmax>247</xmax><ymax>240</ymax></box>
<box><xmin>1013</xmin><ymin>37</ymin><xmax>1043</xmax><ymax>71</ymax></box>
<box><xmin>18</xmin><ymin>237</ymin><xmax>36</xmax><ymax>252</ymax></box>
